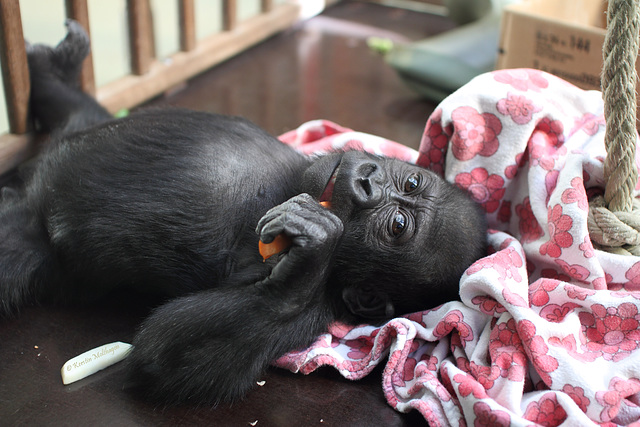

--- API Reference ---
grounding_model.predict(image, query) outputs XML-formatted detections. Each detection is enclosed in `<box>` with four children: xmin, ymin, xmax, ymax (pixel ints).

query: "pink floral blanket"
<box><xmin>275</xmin><ymin>69</ymin><xmax>640</xmax><ymax>426</ymax></box>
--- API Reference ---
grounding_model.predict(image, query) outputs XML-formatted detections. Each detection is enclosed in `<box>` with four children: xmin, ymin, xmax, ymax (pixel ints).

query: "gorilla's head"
<box><xmin>302</xmin><ymin>150</ymin><xmax>487</xmax><ymax>321</ymax></box>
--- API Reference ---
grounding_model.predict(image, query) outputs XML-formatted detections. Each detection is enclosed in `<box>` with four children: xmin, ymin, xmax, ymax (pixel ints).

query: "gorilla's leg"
<box><xmin>0</xmin><ymin>20</ymin><xmax>104</xmax><ymax>315</ymax></box>
<box><xmin>0</xmin><ymin>188</ymin><xmax>57</xmax><ymax>316</ymax></box>
<box><xmin>27</xmin><ymin>20</ymin><xmax>112</xmax><ymax>135</ymax></box>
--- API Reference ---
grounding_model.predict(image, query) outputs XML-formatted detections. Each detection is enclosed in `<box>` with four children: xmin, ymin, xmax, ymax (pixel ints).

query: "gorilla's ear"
<box><xmin>342</xmin><ymin>286</ymin><xmax>395</xmax><ymax>320</ymax></box>
<box><xmin>1</xmin><ymin>187</ymin><xmax>19</xmax><ymax>201</ymax></box>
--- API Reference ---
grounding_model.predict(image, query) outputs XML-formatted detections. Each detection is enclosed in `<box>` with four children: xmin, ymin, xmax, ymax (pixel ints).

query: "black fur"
<box><xmin>0</xmin><ymin>21</ymin><xmax>487</xmax><ymax>405</ymax></box>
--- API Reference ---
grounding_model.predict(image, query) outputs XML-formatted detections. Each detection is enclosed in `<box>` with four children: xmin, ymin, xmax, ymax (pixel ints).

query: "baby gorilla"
<box><xmin>0</xmin><ymin>22</ymin><xmax>486</xmax><ymax>404</ymax></box>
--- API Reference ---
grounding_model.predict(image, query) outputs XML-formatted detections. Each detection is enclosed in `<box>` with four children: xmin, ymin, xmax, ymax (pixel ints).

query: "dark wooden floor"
<box><xmin>146</xmin><ymin>1</ymin><xmax>454</xmax><ymax>150</ymax></box>
<box><xmin>0</xmin><ymin>2</ymin><xmax>454</xmax><ymax>426</ymax></box>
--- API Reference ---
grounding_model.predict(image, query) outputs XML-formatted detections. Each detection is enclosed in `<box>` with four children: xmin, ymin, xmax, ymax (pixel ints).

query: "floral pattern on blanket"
<box><xmin>276</xmin><ymin>69</ymin><xmax>640</xmax><ymax>426</ymax></box>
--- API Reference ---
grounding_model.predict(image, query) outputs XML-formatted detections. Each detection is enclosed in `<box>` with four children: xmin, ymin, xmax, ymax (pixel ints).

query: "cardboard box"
<box><xmin>497</xmin><ymin>0</ymin><xmax>613</xmax><ymax>92</ymax></box>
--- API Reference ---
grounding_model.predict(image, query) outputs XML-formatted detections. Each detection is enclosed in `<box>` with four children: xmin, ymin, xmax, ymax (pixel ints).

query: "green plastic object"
<box><xmin>114</xmin><ymin>108</ymin><xmax>130</xmax><ymax>118</ymax></box>
<box><xmin>371</xmin><ymin>11</ymin><xmax>501</xmax><ymax>103</ymax></box>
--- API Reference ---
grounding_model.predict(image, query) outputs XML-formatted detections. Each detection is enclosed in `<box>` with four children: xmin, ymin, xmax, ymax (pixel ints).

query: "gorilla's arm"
<box><xmin>126</xmin><ymin>194</ymin><xmax>343</xmax><ymax>404</ymax></box>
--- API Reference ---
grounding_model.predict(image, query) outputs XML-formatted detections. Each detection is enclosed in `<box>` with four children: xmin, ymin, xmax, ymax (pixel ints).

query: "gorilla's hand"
<box><xmin>256</xmin><ymin>193</ymin><xmax>343</xmax><ymax>295</ymax></box>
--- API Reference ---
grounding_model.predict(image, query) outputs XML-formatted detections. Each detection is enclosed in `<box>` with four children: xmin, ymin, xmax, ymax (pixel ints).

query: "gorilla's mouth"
<box><xmin>319</xmin><ymin>163</ymin><xmax>340</xmax><ymax>203</ymax></box>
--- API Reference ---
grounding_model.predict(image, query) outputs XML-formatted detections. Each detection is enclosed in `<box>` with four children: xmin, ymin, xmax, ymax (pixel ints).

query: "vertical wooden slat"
<box><xmin>179</xmin><ymin>0</ymin><xmax>196</xmax><ymax>51</ymax></box>
<box><xmin>0</xmin><ymin>0</ymin><xmax>29</xmax><ymax>134</ymax></box>
<box><xmin>65</xmin><ymin>0</ymin><xmax>96</xmax><ymax>95</ymax></box>
<box><xmin>127</xmin><ymin>0</ymin><xmax>154</xmax><ymax>75</ymax></box>
<box><xmin>261</xmin><ymin>0</ymin><xmax>274</xmax><ymax>13</ymax></box>
<box><xmin>223</xmin><ymin>0</ymin><xmax>237</xmax><ymax>31</ymax></box>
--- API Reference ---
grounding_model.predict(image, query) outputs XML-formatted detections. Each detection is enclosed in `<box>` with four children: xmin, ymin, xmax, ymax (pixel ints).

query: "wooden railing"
<box><xmin>0</xmin><ymin>0</ymin><xmax>300</xmax><ymax>175</ymax></box>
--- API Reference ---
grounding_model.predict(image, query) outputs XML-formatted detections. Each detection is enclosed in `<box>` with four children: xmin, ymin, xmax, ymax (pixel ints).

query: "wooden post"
<box><xmin>65</xmin><ymin>0</ymin><xmax>96</xmax><ymax>95</ymax></box>
<box><xmin>96</xmin><ymin>2</ymin><xmax>300</xmax><ymax>112</ymax></box>
<box><xmin>179</xmin><ymin>0</ymin><xmax>196</xmax><ymax>51</ymax></box>
<box><xmin>128</xmin><ymin>0</ymin><xmax>154</xmax><ymax>75</ymax></box>
<box><xmin>223</xmin><ymin>0</ymin><xmax>237</xmax><ymax>31</ymax></box>
<box><xmin>0</xmin><ymin>0</ymin><xmax>30</xmax><ymax>134</ymax></box>
<box><xmin>262</xmin><ymin>0</ymin><xmax>274</xmax><ymax>12</ymax></box>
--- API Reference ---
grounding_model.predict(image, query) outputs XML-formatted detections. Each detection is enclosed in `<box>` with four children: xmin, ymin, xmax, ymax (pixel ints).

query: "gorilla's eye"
<box><xmin>391</xmin><ymin>211</ymin><xmax>407</xmax><ymax>236</ymax></box>
<box><xmin>404</xmin><ymin>173</ymin><xmax>420</xmax><ymax>192</ymax></box>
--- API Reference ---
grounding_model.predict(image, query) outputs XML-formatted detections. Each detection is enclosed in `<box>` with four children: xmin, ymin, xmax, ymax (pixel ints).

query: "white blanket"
<box><xmin>276</xmin><ymin>69</ymin><xmax>640</xmax><ymax>426</ymax></box>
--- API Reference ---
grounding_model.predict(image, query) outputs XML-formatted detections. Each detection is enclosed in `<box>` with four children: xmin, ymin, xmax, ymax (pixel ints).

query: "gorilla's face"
<box><xmin>302</xmin><ymin>151</ymin><xmax>444</xmax><ymax>241</ymax></box>
<box><xmin>301</xmin><ymin>151</ymin><xmax>487</xmax><ymax>320</ymax></box>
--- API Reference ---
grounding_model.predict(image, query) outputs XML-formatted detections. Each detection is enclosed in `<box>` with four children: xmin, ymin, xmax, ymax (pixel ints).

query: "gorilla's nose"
<box><xmin>345</xmin><ymin>154</ymin><xmax>384</xmax><ymax>208</ymax></box>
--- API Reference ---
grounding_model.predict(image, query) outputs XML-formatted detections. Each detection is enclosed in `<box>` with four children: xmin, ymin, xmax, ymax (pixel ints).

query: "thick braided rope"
<box><xmin>588</xmin><ymin>0</ymin><xmax>640</xmax><ymax>255</ymax></box>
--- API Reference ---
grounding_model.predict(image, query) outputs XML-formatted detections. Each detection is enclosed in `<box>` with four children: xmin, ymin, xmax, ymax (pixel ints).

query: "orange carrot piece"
<box><xmin>259</xmin><ymin>200</ymin><xmax>331</xmax><ymax>260</ymax></box>
<box><xmin>259</xmin><ymin>234</ymin><xmax>292</xmax><ymax>261</ymax></box>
